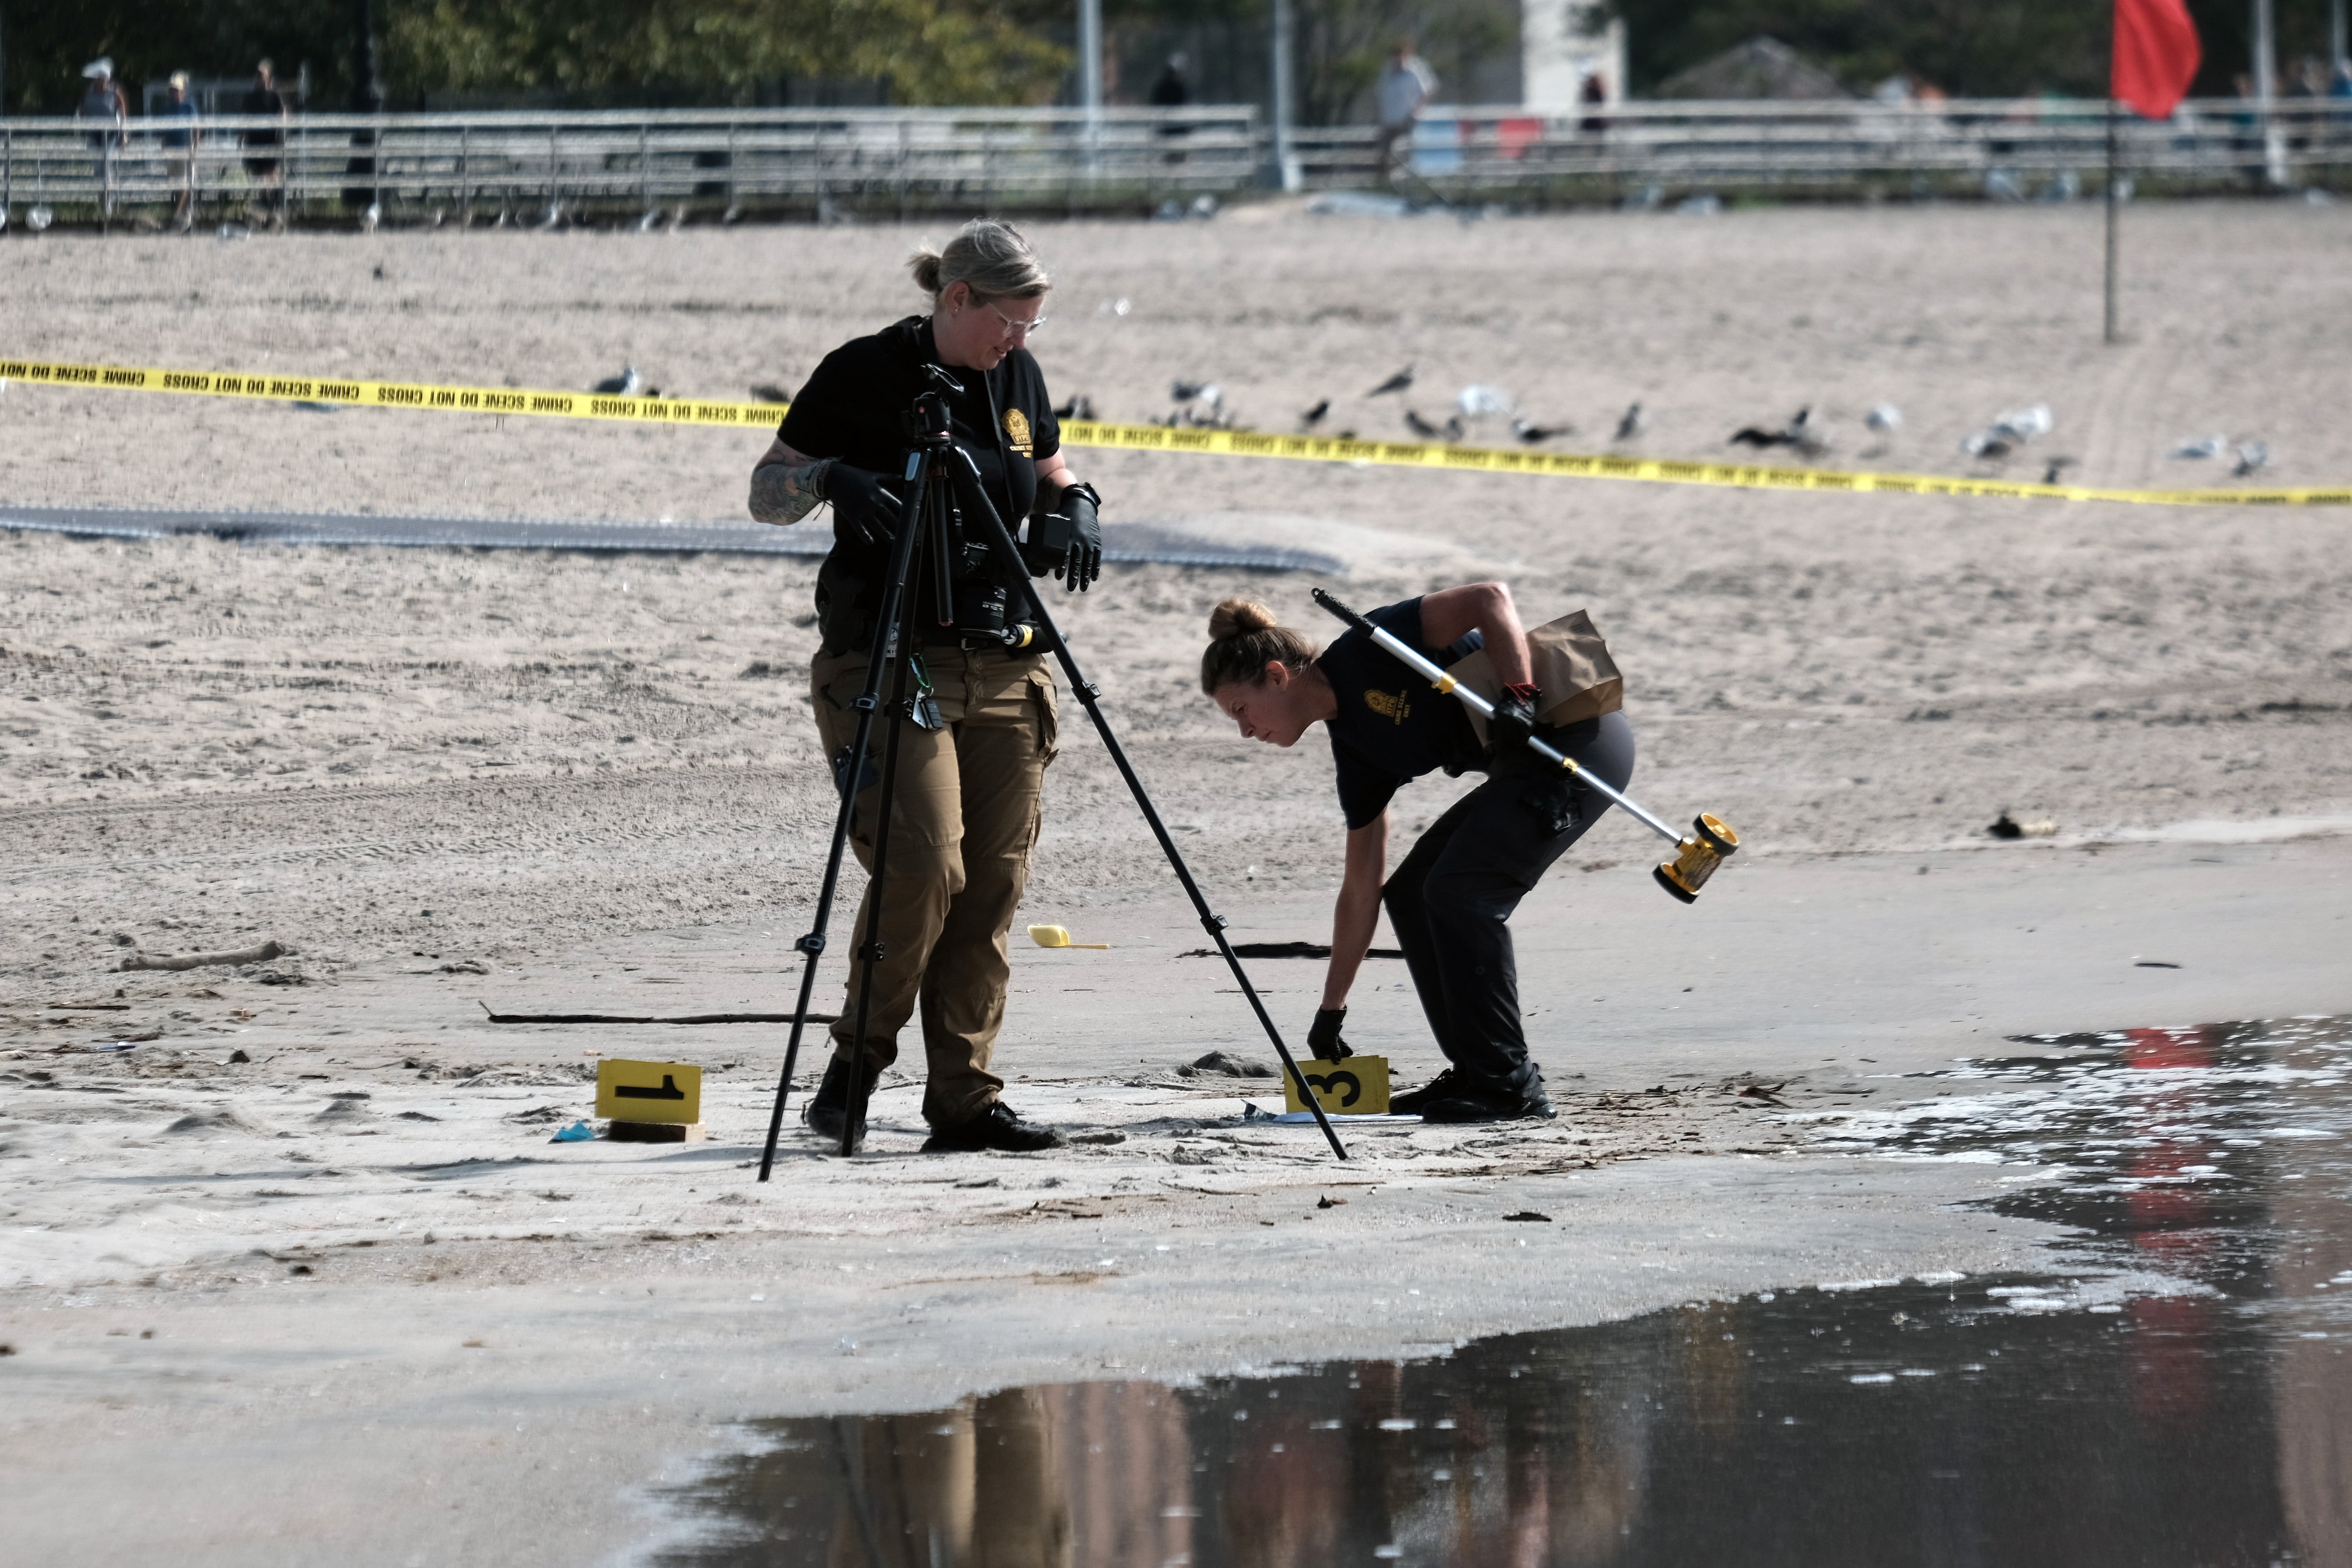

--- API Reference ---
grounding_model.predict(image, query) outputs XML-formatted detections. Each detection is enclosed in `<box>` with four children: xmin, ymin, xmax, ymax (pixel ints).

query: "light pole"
<box><xmin>1079</xmin><ymin>0</ymin><xmax>1101</xmax><ymax>177</ymax></box>
<box><xmin>1270</xmin><ymin>0</ymin><xmax>1299</xmax><ymax>190</ymax></box>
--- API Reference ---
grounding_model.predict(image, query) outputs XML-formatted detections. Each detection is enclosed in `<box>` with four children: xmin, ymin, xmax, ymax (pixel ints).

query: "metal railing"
<box><xmin>1292</xmin><ymin>97</ymin><xmax>2352</xmax><ymax>196</ymax></box>
<box><xmin>0</xmin><ymin>97</ymin><xmax>2344</xmax><ymax>229</ymax></box>
<box><xmin>0</xmin><ymin>105</ymin><xmax>1262</xmax><ymax>229</ymax></box>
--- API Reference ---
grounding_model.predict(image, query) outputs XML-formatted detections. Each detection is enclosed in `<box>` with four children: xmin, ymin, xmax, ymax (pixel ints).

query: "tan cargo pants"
<box><xmin>811</xmin><ymin>643</ymin><xmax>1058</xmax><ymax>1128</ymax></box>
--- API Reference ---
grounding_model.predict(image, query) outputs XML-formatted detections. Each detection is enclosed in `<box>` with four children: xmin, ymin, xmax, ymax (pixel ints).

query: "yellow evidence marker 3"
<box><xmin>1284</xmin><ymin>1056</ymin><xmax>1392</xmax><ymax>1116</ymax></box>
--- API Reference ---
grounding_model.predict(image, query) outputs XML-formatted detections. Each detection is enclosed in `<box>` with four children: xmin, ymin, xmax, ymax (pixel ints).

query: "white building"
<box><xmin>1522</xmin><ymin>0</ymin><xmax>1627</xmax><ymax>109</ymax></box>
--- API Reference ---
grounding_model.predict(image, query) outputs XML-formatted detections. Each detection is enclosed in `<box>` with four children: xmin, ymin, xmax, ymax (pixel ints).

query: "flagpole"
<box><xmin>2104</xmin><ymin>96</ymin><xmax>2121</xmax><ymax>345</ymax></box>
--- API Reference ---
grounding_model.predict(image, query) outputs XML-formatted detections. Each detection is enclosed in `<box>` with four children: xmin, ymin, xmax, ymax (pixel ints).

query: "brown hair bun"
<box><xmin>1208</xmin><ymin>597</ymin><xmax>1279</xmax><ymax>641</ymax></box>
<box><xmin>1200</xmin><ymin>598</ymin><xmax>1319</xmax><ymax>696</ymax></box>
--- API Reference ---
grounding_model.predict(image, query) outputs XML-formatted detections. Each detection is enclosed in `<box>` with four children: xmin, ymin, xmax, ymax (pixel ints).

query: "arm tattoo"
<box><xmin>748</xmin><ymin>458</ymin><xmax>832</xmax><ymax>526</ymax></box>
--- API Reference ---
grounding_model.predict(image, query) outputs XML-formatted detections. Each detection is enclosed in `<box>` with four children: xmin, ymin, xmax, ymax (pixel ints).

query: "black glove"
<box><xmin>1306</xmin><ymin>1006</ymin><xmax>1353</xmax><ymax>1060</ymax></box>
<box><xmin>1488</xmin><ymin>682</ymin><xmax>1541</xmax><ymax>756</ymax></box>
<box><xmin>824</xmin><ymin>463</ymin><xmax>902</xmax><ymax>550</ymax></box>
<box><xmin>1045</xmin><ymin>481</ymin><xmax>1103</xmax><ymax>592</ymax></box>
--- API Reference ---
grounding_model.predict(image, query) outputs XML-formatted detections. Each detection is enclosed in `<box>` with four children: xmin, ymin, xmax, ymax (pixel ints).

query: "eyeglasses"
<box><xmin>978</xmin><ymin>299</ymin><xmax>1048</xmax><ymax>339</ymax></box>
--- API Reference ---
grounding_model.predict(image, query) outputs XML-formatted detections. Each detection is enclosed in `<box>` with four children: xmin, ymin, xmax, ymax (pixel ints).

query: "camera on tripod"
<box><xmin>895</xmin><ymin>373</ymin><xmax>1061</xmax><ymax>651</ymax></box>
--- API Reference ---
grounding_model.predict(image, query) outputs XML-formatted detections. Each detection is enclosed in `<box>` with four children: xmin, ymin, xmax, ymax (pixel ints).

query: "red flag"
<box><xmin>2113</xmin><ymin>0</ymin><xmax>2201</xmax><ymax>119</ymax></box>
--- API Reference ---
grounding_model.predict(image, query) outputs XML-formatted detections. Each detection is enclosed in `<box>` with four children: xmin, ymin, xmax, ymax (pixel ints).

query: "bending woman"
<box><xmin>1201</xmin><ymin>587</ymin><xmax>1635</xmax><ymax>1123</ymax></box>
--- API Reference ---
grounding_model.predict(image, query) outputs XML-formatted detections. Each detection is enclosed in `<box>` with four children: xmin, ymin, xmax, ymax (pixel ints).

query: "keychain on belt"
<box><xmin>906</xmin><ymin>653</ymin><xmax>945</xmax><ymax>731</ymax></box>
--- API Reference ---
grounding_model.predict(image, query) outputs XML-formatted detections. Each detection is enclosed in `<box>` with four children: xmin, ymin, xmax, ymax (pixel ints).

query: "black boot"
<box><xmin>1417</xmin><ymin>1078</ymin><xmax>1556</xmax><ymax>1124</ymax></box>
<box><xmin>920</xmin><ymin>1101</ymin><xmax>1066</xmax><ymax>1153</ymax></box>
<box><xmin>1388</xmin><ymin>1068</ymin><xmax>1461</xmax><ymax>1114</ymax></box>
<box><xmin>801</xmin><ymin>1057</ymin><xmax>874</xmax><ymax>1150</ymax></box>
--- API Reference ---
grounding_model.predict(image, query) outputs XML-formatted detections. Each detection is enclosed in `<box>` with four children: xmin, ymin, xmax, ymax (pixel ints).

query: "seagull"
<box><xmin>1514</xmin><ymin>418</ymin><xmax>1572</xmax><ymax>443</ymax></box>
<box><xmin>592</xmin><ymin>366</ymin><xmax>644</xmax><ymax>397</ymax></box>
<box><xmin>1403</xmin><ymin>408</ymin><xmax>1445</xmax><ymax>439</ymax></box>
<box><xmin>2232</xmin><ymin>440</ymin><xmax>2269</xmax><ymax>477</ymax></box>
<box><xmin>1613</xmin><ymin>402</ymin><xmax>1644</xmax><ymax>441</ymax></box>
<box><xmin>1866</xmin><ymin>403</ymin><xmax>1902</xmax><ymax>433</ymax></box>
<box><xmin>1170</xmin><ymin>379</ymin><xmax>1208</xmax><ymax>403</ymax></box>
<box><xmin>1052</xmin><ymin>393</ymin><xmax>1096</xmax><ymax>421</ymax></box>
<box><xmin>1988</xmin><ymin>404</ymin><xmax>2053</xmax><ymax>443</ymax></box>
<box><xmin>1299</xmin><ymin>399</ymin><xmax>1331</xmax><ymax>429</ymax></box>
<box><xmin>749</xmin><ymin>383</ymin><xmax>793</xmax><ymax>405</ymax></box>
<box><xmin>669</xmin><ymin>205</ymin><xmax>688</xmax><ymax>233</ymax></box>
<box><xmin>1962</xmin><ymin>404</ymin><xmax>2051</xmax><ymax>459</ymax></box>
<box><xmin>1730</xmin><ymin>407</ymin><xmax>1825</xmax><ymax>455</ymax></box>
<box><xmin>2170</xmin><ymin>434</ymin><xmax>2228</xmax><ymax>460</ymax></box>
<box><xmin>636</xmin><ymin>208</ymin><xmax>664</xmax><ymax>232</ymax></box>
<box><xmin>28</xmin><ymin>205</ymin><xmax>53</xmax><ymax>234</ymax></box>
<box><xmin>428</xmin><ymin>208</ymin><xmax>446</xmax><ymax>229</ymax></box>
<box><xmin>1367</xmin><ymin>365</ymin><xmax>1415</xmax><ymax>397</ymax></box>
<box><xmin>1457</xmin><ymin>385</ymin><xmax>1514</xmax><ymax>418</ymax></box>
<box><xmin>2042</xmin><ymin>456</ymin><xmax>2076</xmax><ymax>485</ymax></box>
<box><xmin>360</xmin><ymin>203</ymin><xmax>380</xmax><ymax>234</ymax></box>
<box><xmin>721</xmin><ymin>205</ymin><xmax>744</xmax><ymax>226</ymax></box>
<box><xmin>539</xmin><ymin>199</ymin><xmax>564</xmax><ymax>230</ymax></box>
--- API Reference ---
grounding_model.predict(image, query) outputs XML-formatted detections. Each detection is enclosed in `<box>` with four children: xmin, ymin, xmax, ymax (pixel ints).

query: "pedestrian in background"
<box><xmin>77</xmin><ymin>58</ymin><xmax>130</xmax><ymax>225</ymax></box>
<box><xmin>1372</xmin><ymin>39</ymin><xmax>1438</xmax><ymax>184</ymax></box>
<box><xmin>1150</xmin><ymin>51</ymin><xmax>1193</xmax><ymax>162</ymax></box>
<box><xmin>77</xmin><ymin>58</ymin><xmax>128</xmax><ymax>148</ymax></box>
<box><xmin>162</xmin><ymin>73</ymin><xmax>203</xmax><ymax>232</ymax></box>
<box><xmin>241</xmin><ymin>61</ymin><xmax>290</xmax><ymax>231</ymax></box>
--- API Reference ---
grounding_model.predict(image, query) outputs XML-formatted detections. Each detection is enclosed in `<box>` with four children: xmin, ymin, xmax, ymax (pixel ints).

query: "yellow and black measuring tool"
<box><xmin>1311</xmin><ymin>588</ymin><xmax>1740</xmax><ymax>902</ymax></box>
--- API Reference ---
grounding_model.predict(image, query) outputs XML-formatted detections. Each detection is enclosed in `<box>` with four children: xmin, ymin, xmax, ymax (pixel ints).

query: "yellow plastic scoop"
<box><xmin>1027</xmin><ymin>924</ymin><xmax>1108</xmax><ymax>950</ymax></box>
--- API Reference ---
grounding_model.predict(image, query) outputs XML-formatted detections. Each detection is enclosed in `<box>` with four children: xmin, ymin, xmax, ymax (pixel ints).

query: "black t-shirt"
<box><xmin>1317</xmin><ymin>597</ymin><xmax>1486</xmax><ymax>829</ymax></box>
<box><xmin>242</xmin><ymin>87</ymin><xmax>284</xmax><ymax>147</ymax></box>
<box><xmin>780</xmin><ymin>315</ymin><xmax>1058</xmax><ymax>643</ymax></box>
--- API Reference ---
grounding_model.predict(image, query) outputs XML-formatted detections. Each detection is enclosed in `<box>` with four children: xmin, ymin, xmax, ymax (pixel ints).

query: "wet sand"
<box><xmin>3</xmin><ymin>201</ymin><xmax>2350</xmax><ymax>1563</ymax></box>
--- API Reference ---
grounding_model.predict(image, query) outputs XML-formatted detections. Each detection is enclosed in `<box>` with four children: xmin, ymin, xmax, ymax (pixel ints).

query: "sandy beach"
<box><xmin>3</xmin><ymin>199</ymin><xmax>2350</xmax><ymax>1563</ymax></box>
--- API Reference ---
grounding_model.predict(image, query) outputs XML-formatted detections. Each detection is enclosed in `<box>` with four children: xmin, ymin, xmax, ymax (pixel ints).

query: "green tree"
<box><xmin>1</xmin><ymin>0</ymin><xmax>1067</xmax><ymax>113</ymax></box>
<box><xmin>1603</xmin><ymin>0</ymin><xmax>2332</xmax><ymax>99</ymax></box>
<box><xmin>385</xmin><ymin>0</ymin><xmax>1069</xmax><ymax>105</ymax></box>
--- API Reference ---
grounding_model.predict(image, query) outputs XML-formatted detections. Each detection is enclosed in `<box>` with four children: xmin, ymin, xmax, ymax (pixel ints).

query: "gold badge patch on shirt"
<box><xmin>1003</xmin><ymin>407</ymin><xmax>1034</xmax><ymax>456</ymax></box>
<box><xmin>1365</xmin><ymin>689</ymin><xmax>1411</xmax><ymax>724</ymax></box>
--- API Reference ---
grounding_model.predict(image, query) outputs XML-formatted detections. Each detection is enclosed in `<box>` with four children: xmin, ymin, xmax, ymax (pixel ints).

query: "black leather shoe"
<box><xmin>1387</xmin><ymin>1069</ymin><xmax>1461</xmax><ymax>1115</ymax></box>
<box><xmin>801</xmin><ymin>1057</ymin><xmax>873</xmax><ymax>1150</ymax></box>
<box><xmin>1417</xmin><ymin>1081</ymin><xmax>1557</xmax><ymax>1124</ymax></box>
<box><xmin>920</xmin><ymin>1101</ymin><xmax>1066</xmax><ymax>1153</ymax></box>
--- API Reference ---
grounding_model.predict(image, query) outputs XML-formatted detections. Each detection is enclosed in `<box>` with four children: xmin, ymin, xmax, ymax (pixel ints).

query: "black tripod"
<box><xmin>758</xmin><ymin>376</ymin><xmax>1346</xmax><ymax>1175</ymax></box>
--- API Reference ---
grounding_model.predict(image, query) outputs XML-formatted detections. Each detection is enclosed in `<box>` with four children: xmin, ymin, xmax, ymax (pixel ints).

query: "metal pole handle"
<box><xmin>1309</xmin><ymin>588</ymin><xmax>1682</xmax><ymax>845</ymax></box>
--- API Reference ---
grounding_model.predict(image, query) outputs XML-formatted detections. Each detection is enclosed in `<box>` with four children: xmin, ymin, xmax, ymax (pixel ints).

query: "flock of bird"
<box><xmin>560</xmin><ymin>357</ymin><xmax>2274</xmax><ymax>484</ymax></box>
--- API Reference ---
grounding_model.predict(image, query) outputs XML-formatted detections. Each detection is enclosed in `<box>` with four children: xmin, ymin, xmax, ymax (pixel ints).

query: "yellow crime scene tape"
<box><xmin>6</xmin><ymin>355</ymin><xmax>2347</xmax><ymax>509</ymax></box>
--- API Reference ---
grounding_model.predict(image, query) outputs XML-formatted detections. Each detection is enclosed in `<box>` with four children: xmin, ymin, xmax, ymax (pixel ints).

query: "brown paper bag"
<box><xmin>1446</xmin><ymin>609</ymin><xmax>1623</xmax><ymax>744</ymax></box>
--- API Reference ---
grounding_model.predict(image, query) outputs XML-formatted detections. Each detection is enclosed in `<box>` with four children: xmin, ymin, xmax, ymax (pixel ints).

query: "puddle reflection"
<box><xmin>657</xmin><ymin>1017</ymin><xmax>2352</xmax><ymax>1567</ymax></box>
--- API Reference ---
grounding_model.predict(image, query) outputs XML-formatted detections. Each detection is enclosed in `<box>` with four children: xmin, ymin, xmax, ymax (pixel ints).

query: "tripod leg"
<box><xmin>940</xmin><ymin>453</ymin><xmax>1348</xmax><ymax>1161</ymax></box>
<box><xmin>758</xmin><ymin>449</ymin><xmax>936</xmax><ymax>1180</ymax></box>
<box><xmin>836</xmin><ymin>646</ymin><xmax>917</xmax><ymax>1156</ymax></box>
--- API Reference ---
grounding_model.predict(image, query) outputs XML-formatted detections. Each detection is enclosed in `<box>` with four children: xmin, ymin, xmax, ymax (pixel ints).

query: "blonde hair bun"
<box><xmin>1208</xmin><ymin>597</ymin><xmax>1278</xmax><ymax>641</ymax></box>
<box><xmin>909</xmin><ymin>219</ymin><xmax>1049</xmax><ymax>302</ymax></box>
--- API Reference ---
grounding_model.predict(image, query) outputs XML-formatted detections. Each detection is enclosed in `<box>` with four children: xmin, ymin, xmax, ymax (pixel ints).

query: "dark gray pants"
<box><xmin>1381</xmin><ymin>710</ymin><xmax>1636</xmax><ymax>1097</ymax></box>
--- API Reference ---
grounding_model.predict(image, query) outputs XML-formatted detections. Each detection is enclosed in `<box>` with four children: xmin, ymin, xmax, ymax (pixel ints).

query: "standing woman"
<box><xmin>747</xmin><ymin>220</ymin><xmax>1103</xmax><ymax>1153</ymax></box>
<box><xmin>1201</xmin><ymin>587</ymin><xmax>1635</xmax><ymax>1123</ymax></box>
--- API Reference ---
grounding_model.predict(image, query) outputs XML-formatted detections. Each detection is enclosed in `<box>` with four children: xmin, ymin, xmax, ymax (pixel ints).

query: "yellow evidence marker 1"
<box><xmin>595</xmin><ymin>1059</ymin><xmax>703</xmax><ymax>1127</ymax></box>
<box><xmin>1284</xmin><ymin>1056</ymin><xmax>1392</xmax><ymax>1116</ymax></box>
